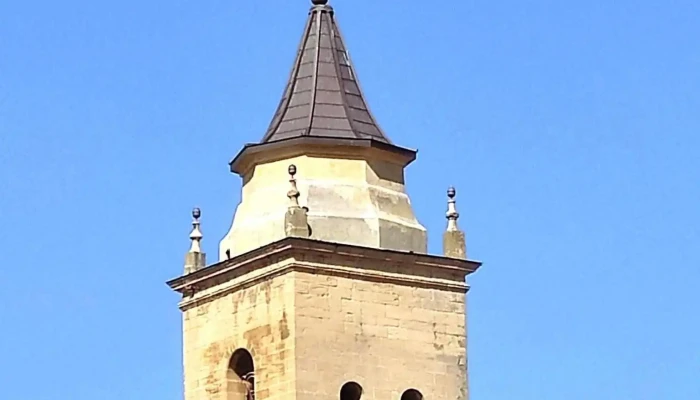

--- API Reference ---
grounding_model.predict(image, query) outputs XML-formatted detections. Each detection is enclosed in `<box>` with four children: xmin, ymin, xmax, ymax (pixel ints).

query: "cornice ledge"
<box><xmin>166</xmin><ymin>240</ymin><xmax>296</xmax><ymax>293</ymax></box>
<box><xmin>177</xmin><ymin>261</ymin><xmax>470</xmax><ymax>311</ymax></box>
<box><xmin>293</xmin><ymin>262</ymin><xmax>470</xmax><ymax>292</ymax></box>
<box><xmin>288</xmin><ymin>238</ymin><xmax>482</xmax><ymax>273</ymax></box>
<box><xmin>230</xmin><ymin>137</ymin><xmax>418</xmax><ymax>176</ymax></box>
<box><xmin>167</xmin><ymin>237</ymin><xmax>482</xmax><ymax>298</ymax></box>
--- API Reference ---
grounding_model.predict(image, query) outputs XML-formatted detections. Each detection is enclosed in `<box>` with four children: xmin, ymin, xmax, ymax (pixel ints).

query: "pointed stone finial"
<box><xmin>185</xmin><ymin>207</ymin><xmax>206</xmax><ymax>274</ymax></box>
<box><xmin>446</xmin><ymin>187</ymin><xmax>459</xmax><ymax>231</ymax></box>
<box><xmin>285</xmin><ymin>165</ymin><xmax>310</xmax><ymax>238</ymax></box>
<box><xmin>443</xmin><ymin>187</ymin><xmax>467</xmax><ymax>259</ymax></box>
<box><xmin>287</xmin><ymin>164</ymin><xmax>300</xmax><ymax>208</ymax></box>
<box><xmin>189</xmin><ymin>208</ymin><xmax>203</xmax><ymax>252</ymax></box>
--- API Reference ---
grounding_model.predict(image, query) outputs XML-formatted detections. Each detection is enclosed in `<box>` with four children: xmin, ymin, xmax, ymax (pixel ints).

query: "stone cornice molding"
<box><xmin>167</xmin><ymin>237</ymin><xmax>481</xmax><ymax>310</ymax></box>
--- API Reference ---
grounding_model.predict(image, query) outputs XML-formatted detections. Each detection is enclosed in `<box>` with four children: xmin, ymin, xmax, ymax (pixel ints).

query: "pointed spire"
<box><xmin>443</xmin><ymin>187</ymin><xmax>467</xmax><ymax>259</ymax></box>
<box><xmin>229</xmin><ymin>1</ymin><xmax>419</xmax><ymax>176</ymax></box>
<box><xmin>284</xmin><ymin>165</ymin><xmax>310</xmax><ymax>238</ymax></box>
<box><xmin>185</xmin><ymin>207</ymin><xmax>207</xmax><ymax>274</ymax></box>
<box><xmin>260</xmin><ymin>0</ymin><xmax>391</xmax><ymax>144</ymax></box>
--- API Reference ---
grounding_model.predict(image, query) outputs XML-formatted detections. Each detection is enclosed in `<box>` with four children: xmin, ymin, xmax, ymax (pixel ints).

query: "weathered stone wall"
<box><xmin>181</xmin><ymin>253</ymin><xmax>469</xmax><ymax>400</ymax></box>
<box><xmin>294</xmin><ymin>271</ymin><xmax>468</xmax><ymax>400</ymax></box>
<box><xmin>182</xmin><ymin>271</ymin><xmax>297</xmax><ymax>400</ymax></box>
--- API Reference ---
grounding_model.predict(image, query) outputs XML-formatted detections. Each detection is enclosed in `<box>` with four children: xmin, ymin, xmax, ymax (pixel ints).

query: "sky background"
<box><xmin>1</xmin><ymin>0</ymin><xmax>699</xmax><ymax>399</ymax></box>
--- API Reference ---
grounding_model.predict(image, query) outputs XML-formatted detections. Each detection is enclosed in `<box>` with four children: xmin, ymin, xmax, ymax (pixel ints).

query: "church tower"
<box><xmin>167</xmin><ymin>2</ymin><xmax>482</xmax><ymax>400</ymax></box>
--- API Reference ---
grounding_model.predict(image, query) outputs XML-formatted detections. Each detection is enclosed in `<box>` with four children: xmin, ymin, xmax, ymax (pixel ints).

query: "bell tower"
<box><xmin>167</xmin><ymin>2</ymin><xmax>482</xmax><ymax>400</ymax></box>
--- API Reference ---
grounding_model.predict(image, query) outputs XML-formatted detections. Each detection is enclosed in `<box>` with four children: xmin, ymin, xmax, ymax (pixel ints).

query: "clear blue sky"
<box><xmin>1</xmin><ymin>0</ymin><xmax>698</xmax><ymax>399</ymax></box>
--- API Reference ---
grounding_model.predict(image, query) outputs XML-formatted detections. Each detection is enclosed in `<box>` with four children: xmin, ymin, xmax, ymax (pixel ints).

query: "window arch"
<box><xmin>227</xmin><ymin>349</ymin><xmax>255</xmax><ymax>400</ymax></box>
<box><xmin>340</xmin><ymin>381</ymin><xmax>363</xmax><ymax>400</ymax></box>
<box><xmin>401</xmin><ymin>389</ymin><xmax>423</xmax><ymax>400</ymax></box>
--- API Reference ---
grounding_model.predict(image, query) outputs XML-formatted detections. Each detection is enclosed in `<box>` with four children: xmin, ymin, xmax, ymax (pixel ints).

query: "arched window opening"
<box><xmin>228</xmin><ymin>349</ymin><xmax>255</xmax><ymax>400</ymax></box>
<box><xmin>401</xmin><ymin>389</ymin><xmax>424</xmax><ymax>400</ymax></box>
<box><xmin>340</xmin><ymin>382</ymin><xmax>363</xmax><ymax>400</ymax></box>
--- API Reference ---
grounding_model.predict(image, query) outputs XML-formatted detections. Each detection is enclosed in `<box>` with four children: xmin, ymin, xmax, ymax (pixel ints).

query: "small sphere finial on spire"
<box><xmin>189</xmin><ymin>207</ymin><xmax>203</xmax><ymax>252</ymax></box>
<box><xmin>447</xmin><ymin>186</ymin><xmax>456</xmax><ymax>200</ymax></box>
<box><xmin>287</xmin><ymin>165</ymin><xmax>301</xmax><ymax>207</ymax></box>
<box><xmin>311</xmin><ymin>0</ymin><xmax>328</xmax><ymax>5</ymax></box>
<box><xmin>443</xmin><ymin>186</ymin><xmax>467</xmax><ymax>259</ymax></box>
<box><xmin>185</xmin><ymin>206</ymin><xmax>207</xmax><ymax>273</ymax></box>
<box><xmin>284</xmin><ymin>164</ymin><xmax>310</xmax><ymax>238</ymax></box>
<box><xmin>446</xmin><ymin>186</ymin><xmax>460</xmax><ymax>231</ymax></box>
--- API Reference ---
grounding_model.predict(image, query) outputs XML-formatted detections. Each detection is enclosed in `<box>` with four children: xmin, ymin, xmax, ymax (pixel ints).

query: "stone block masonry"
<box><xmin>182</xmin><ymin>271</ymin><xmax>296</xmax><ymax>400</ymax></box>
<box><xmin>294</xmin><ymin>271</ymin><xmax>468</xmax><ymax>400</ymax></box>
<box><xmin>171</xmin><ymin>238</ymin><xmax>479</xmax><ymax>400</ymax></box>
<box><xmin>172</xmin><ymin>1</ymin><xmax>481</xmax><ymax>399</ymax></box>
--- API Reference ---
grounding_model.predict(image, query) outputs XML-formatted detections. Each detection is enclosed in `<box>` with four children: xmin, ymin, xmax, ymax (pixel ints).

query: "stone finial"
<box><xmin>189</xmin><ymin>208</ymin><xmax>203</xmax><ymax>252</ymax></box>
<box><xmin>443</xmin><ymin>187</ymin><xmax>467</xmax><ymax>259</ymax></box>
<box><xmin>185</xmin><ymin>207</ymin><xmax>206</xmax><ymax>274</ymax></box>
<box><xmin>287</xmin><ymin>164</ymin><xmax>300</xmax><ymax>208</ymax></box>
<box><xmin>446</xmin><ymin>186</ymin><xmax>459</xmax><ymax>231</ymax></box>
<box><xmin>284</xmin><ymin>165</ymin><xmax>310</xmax><ymax>238</ymax></box>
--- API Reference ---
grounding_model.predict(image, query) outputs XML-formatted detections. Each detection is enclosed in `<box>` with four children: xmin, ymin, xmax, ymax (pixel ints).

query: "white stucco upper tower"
<box><xmin>218</xmin><ymin>1</ymin><xmax>427</xmax><ymax>260</ymax></box>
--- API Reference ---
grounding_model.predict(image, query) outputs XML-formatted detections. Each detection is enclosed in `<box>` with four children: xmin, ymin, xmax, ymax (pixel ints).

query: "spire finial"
<box><xmin>311</xmin><ymin>0</ymin><xmax>328</xmax><ymax>5</ymax></box>
<box><xmin>287</xmin><ymin>164</ymin><xmax>301</xmax><ymax>208</ymax></box>
<box><xmin>189</xmin><ymin>208</ymin><xmax>203</xmax><ymax>253</ymax></box>
<box><xmin>446</xmin><ymin>187</ymin><xmax>460</xmax><ymax>231</ymax></box>
<box><xmin>185</xmin><ymin>207</ymin><xmax>206</xmax><ymax>274</ymax></box>
<box><xmin>284</xmin><ymin>165</ymin><xmax>310</xmax><ymax>238</ymax></box>
<box><xmin>443</xmin><ymin>187</ymin><xmax>467</xmax><ymax>259</ymax></box>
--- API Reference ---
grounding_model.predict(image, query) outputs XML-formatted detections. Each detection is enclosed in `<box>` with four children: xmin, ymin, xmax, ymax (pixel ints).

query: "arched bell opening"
<box><xmin>226</xmin><ymin>349</ymin><xmax>255</xmax><ymax>400</ymax></box>
<box><xmin>340</xmin><ymin>381</ymin><xmax>363</xmax><ymax>400</ymax></box>
<box><xmin>400</xmin><ymin>388</ymin><xmax>424</xmax><ymax>400</ymax></box>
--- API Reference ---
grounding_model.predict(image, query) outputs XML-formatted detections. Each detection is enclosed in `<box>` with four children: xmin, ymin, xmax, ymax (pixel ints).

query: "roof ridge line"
<box><xmin>329</xmin><ymin>9</ymin><xmax>360</xmax><ymax>140</ymax></box>
<box><xmin>260</xmin><ymin>9</ymin><xmax>314</xmax><ymax>142</ymax></box>
<box><xmin>332</xmin><ymin>17</ymin><xmax>392</xmax><ymax>143</ymax></box>
<box><xmin>305</xmin><ymin>8</ymin><xmax>324</xmax><ymax>136</ymax></box>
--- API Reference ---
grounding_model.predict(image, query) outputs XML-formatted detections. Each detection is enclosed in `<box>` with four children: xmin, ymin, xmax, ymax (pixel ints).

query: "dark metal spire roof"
<box><xmin>259</xmin><ymin>1</ymin><xmax>392</xmax><ymax>144</ymax></box>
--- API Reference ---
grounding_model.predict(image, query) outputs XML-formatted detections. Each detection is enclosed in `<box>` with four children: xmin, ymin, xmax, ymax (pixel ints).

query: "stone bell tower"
<box><xmin>167</xmin><ymin>2</ymin><xmax>482</xmax><ymax>400</ymax></box>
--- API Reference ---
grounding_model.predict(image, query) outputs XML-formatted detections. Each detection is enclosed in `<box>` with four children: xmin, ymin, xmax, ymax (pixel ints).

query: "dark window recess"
<box><xmin>401</xmin><ymin>389</ymin><xmax>424</xmax><ymax>400</ymax></box>
<box><xmin>229</xmin><ymin>349</ymin><xmax>255</xmax><ymax>400</ymax></box>
<box><xmin>340</xmin><ymin>382</ymin><xmax>363</xmax><ymax>400</ymax></box>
